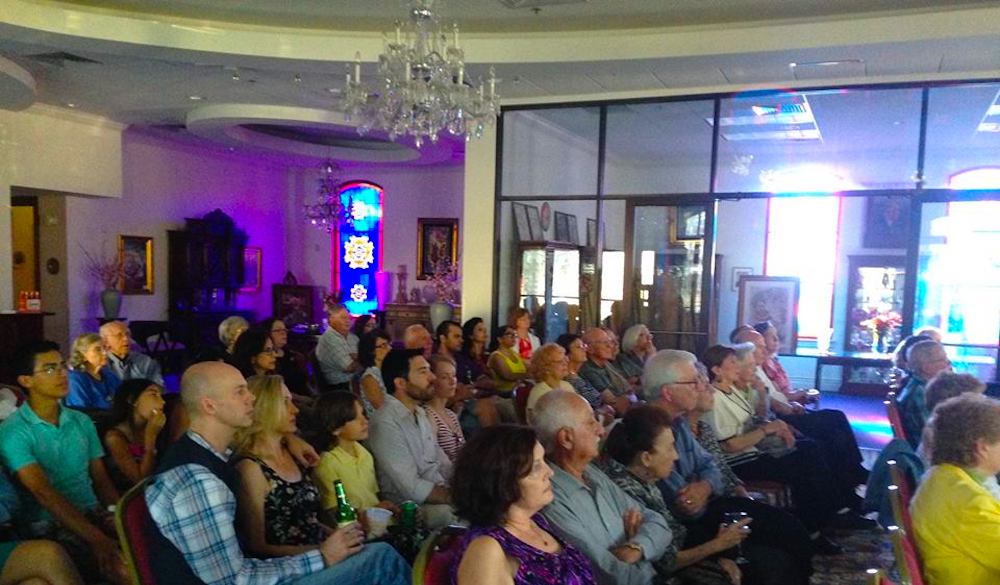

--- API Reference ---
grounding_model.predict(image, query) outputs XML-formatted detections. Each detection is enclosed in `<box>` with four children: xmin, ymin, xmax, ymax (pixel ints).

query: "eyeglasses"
<box><xmin>502</xmin><ymin>331</ymin><xmax>518</xmax><ymax>338</ymax></box>
<box><xmin>260</xmin><ymin>348</ymin><xmax>276</xmax><ymax>355</ymax></box>
<box><xmin>34</xmin><ymin>362</ymin><xmax>68</xmax><ymax>375</ymax></box>
<box><xmin>271</xmin><ymin>327</ymin><xmax>288</xmax><ymax>334</ymax></box>
<box><xmin>671</xmin><ymin>380</ymin><xmax>700</xmax><ymax>387</ymax></box>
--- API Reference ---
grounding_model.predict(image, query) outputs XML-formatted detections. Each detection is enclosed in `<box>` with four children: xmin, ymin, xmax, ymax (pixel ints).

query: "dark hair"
<box><xmin>109</xmin><ymin>378</ymin><xmax>159</xmax><ymax>427</ymax></box>
<box><xmin>259</xmin><ymin>316</ymin><xmax>284</xmax><ymax>335</ymax></box>
<box><xmin>603</xmin><ymin>405</ymin><xmax>675</xmax><ymax>466</ymax></box>
<box><xmin>381</xmin><ymin>349</ymin><xmax>425</xmax><ymax>395</ymax></box>
<box><xmin>556</xmin><ymin>334</ymin><xmax>581</xmax><ymax>353</ymax></box>
<box><xmin>230</xmin><ymin>326</ymin><xmax>272</xmax><ymax>378</ymax></box>
<box><xmin>435</xmin><ymin>320</ymin><xmax>461</xmax><ymax>343</ymax></box>
<box><xmin>313</xmin><ymin>391</ymin><xmax>362</xmax><ymax>452</ymax></box>
<box><xmin>729</xmin><ymin>325</ymin><xmax>753</xmax><ymax>344</ymax></box>
<box><xmin>489</xmin><ymin>324</ymin><xmax>515</xmax><ymax>352</ymax></box>
<box><xmin>452</xmin><ymin>425</ymin><xmax>538</xmax><ymax>526</ymax></box>
<box><xmin>13</xmin><ymin>340</ymin><xmax>61</xmax><ymax>380</ymax></box>
<box><xmin>752</xmin><ymin>321</ymin><xmax>773</xmax><ymax>336</ymax></box>
<box><xmin>351</xmin><ymin>314</ymin><xmax>373</xmax><ymax>337</ymax></box>
<box><xmin>701</xmin><ymin>345</ymin><xmax>737</xmax><ymax>382</ymax></box>
<box><xmin>460</xmin><ymin>317</ymin><xmax>484</xmax><ymax>355</ymax></box>
<box><xmin>358</xmin><ymin>329</ymin><xmax>391</xmax><ymax>368</ymax></box>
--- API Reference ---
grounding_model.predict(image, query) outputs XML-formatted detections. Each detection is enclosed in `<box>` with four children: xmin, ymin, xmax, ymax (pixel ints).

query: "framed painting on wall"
<box><xmin>525</xmin><ymin>205</ymin><xmax>544</xmax><ymax>240</ymax></box>
<box><xmin>863</xmin><ymin>195</ymin><xmax>910</xmax><ymax>249</ymax></box>
<box><xmin>240</xmin><ymin>247</ymin><xmax>262</xmax><ymax>292</ymax></box>
<box><xmin>118</xmin><ymin>235</ymin><xmax>153</xmax><ymax>295</ymax></box>
<box><xmin>272</xmin><ymin>284</ymin><xmax>314</xmax><ymax>327</ymax></box>
<box><xmin>737</xmin><ymin>275</ymin><xmax>800</xmax><ymax>353</ymax></box>
<box><xmin>416</xmin><ymin>217</ymin><xmax>458</xmax><ymax>279</ymax></box>
<box><xmin>586</xmin><ymin>218</ymin><xmax>598</xmax><ymax>248</ymax></box>
<box><xmin>511</xmin><ymin>203</ymin><xmax>532</xmax><ymax>242</ymax></box>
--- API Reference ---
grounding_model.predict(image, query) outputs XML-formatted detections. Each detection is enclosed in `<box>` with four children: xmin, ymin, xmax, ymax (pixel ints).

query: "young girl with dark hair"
<box><xmin>102</xmin><ymin>378</ymin><xmax>166</xmax><ymax>490</ymax></box>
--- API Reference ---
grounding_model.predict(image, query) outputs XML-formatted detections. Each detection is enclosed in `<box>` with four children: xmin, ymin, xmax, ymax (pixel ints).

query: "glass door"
<box><xmin>625</xmin><ymin>203</ymin><xmax>714</xmax><ymax>355</ymax></box>
<box><xmin>913</xmin><ymin>199</ymin><xmax>1000</xmax><ymax>382</ymax></box>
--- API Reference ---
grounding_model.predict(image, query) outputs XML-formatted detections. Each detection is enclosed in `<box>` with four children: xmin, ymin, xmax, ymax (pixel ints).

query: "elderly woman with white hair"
<box><xmin>615</xmin><ymin>325</ymin><xmax>656</xmax><ymax>384</ymax></box>
<box><xmin>218</xmin><ymin>315</ymin><xmax>249</xmax><ymax>356</ymax></box>
<box><xmin>911</xmin><ymin>393</ymin><xmax>1000</xmax><ymax>585</ymax></box>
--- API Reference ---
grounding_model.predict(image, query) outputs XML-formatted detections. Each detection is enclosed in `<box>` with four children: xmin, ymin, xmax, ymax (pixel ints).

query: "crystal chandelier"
<box><xmin>303</xmin><ymin>160</ymin><xmax>351</xmax><ymax>232</ymax></box>
<box><xmin>342</xmin><ymin>0</ymin><xmax>500</xmax><ymax>148</ymax></box>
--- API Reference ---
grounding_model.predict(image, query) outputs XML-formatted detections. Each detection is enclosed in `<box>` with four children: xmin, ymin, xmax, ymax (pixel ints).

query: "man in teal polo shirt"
<box><xmin>0</xmin><ymin>340</ymin><xmax>125</xmax><ymax>584</ymax></box>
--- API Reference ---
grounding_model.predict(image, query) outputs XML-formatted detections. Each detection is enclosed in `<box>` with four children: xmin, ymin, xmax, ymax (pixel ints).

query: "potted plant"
<box><xmin>81</xmin><ymin>244</ymin><xmax>124</xmax><ymax>319</ymax></box>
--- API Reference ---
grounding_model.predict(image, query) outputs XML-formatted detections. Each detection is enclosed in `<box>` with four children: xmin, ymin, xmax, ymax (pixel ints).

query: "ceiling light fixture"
<box><xmin>188</xmin><ymin>95</ymin><xmax>205</xmax><ymax>101</ymax></box>
<box><xmin>342</xmin><ymin>0</ymin><xmax>500</xmax><ymax>148</ymax></box>
<box><xmin>303</xmin><ymin>159</ymin><xmax>353</xmax><ymax>232</ymax></box>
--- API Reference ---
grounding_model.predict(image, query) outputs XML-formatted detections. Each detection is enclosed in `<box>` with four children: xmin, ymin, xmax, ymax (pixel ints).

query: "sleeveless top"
<box><xmin>493</xmin><ymin>350</ymin><xmax>527</xmax><ymax>396</ymax></box>
<box><xmin>104</xmin><ymin>427</ymin><xmax>148</xmax><ymax>491</ymax></box>
<box><xmin>451</xmin><ymin>514</ymin><xmax>595</xmax><ymax>585</ymax></box>
<box><xmin>249</xmin><ymin>456</ymin><xmax>326</xmax><ymax>546</ymax></box>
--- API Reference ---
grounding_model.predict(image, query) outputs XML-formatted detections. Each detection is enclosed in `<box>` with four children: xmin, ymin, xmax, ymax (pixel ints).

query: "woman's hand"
<box><xmin>610</xmin><ymin>544</ymin><xmax>643</xmax><ymax>564</ymax></box>
<box><xmin>285</xmin><ymin>434</ymin><xmax>320</xmax><ymax>467</ymax></box>
<box><xmin>144</xmin><ymin>408</ymin><xmax>167</xmax><ymax>445</ymax></box>
<box><xmin>319</xmin><ymin>522</ymin><xmax>365</xmax><ymax>566</ymax></box>
<box><xmin>714</xmin><ymin>518</ymin><xmax>751</xmax><ymax>549</ymax></box>
<box><xmin>622</xmin><ymin>508</ymin><xmax>643</xmax><ymax>540</ymax></box>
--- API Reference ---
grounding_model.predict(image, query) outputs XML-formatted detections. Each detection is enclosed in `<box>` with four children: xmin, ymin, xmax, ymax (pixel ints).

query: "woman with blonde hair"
<box><xmin>67</xmin><ymin>333</ymin><xmax>122</xmax><ymax>409</ymax></box>
<box><xmin>525</xmin><ymin>343</ymin><xmax>573</xmax><ymax>423</ymax></box>
<box><xmin>218</xmin><ymin>315</ymin><xmax>249</xmax><ymax>355</ymax></box>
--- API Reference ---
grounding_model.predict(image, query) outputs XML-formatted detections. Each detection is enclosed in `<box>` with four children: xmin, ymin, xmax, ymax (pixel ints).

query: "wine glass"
<box><xmin>723</xmin><ymin>511</ymin><xmax>751</xmax><ymax>565</ymax></box>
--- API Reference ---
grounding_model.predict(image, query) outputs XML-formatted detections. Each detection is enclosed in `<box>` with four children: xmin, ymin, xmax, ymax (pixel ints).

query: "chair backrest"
<box><xmin>884</xmin><ymin>392</ymin><xmax>908</xmax><ymax>443</ymax></box>
<box><xmin>115</xmin><ymin>477</ymin><xmax>157</xmax><ymax>585</ymax></box>
<box><xmin>889</xmin><ymin>525</ymin><xmax>924</xmax><ymax>585</ymax></box>
<box><xmin>412</xmin><ymin>525</ymin><xmax>468</xmax><ymax>585</ymax></box>
<box><xmin>887</xmin><ymin>459</ymin><xmax>915</xmax><ymax>530</ymax></box>
<box><xmin>514</xmin><ymin>382</ymin><xmax>532</xmax><ymax>423</ymax></box>
<box><xmin>867</xmin><ymin>568</ymin><xmax>898</xmax><ymax>585</ymax></box>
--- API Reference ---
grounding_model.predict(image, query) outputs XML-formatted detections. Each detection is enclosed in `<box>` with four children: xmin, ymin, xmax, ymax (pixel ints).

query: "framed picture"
<box><xmin>118</xmin><ymin>235</ymin><xmax>153</xmax><ymax>295</ymax></box>
<box><xmin>525</xmin><ymin>205</ymin><xmax>544</xmax><ymax>240</ymax></box>
<box><xmin>416</xmin><ymin>217</ymin><xmax>458</xmax><ymax>279</ymax></box>
<box><xmin>737</xmin><ymin>276</ymin><xmax>800</xmax><ymax>354</ymax></box>
<box><xmin>272</xmin><ymin>284</ymin><xmax>315</xmax><ymax>327</ymax></box>
<box><xmin>554</xmin><ymin>211</ymin><xmax>578</xmax><ymax>243</ymax></box>
<box><xmin>586</xmin><ymin>218</ymin><xmax>598</xmax><ymax>247</ymax></box>
<box><xmin>566</xmin><ymin>214</ymin><xmax>579</xmax><ymax>245</ymax></box>
<box><xmin>240</xmin><ymin>247</ymin><xmax>262</xmax><ymax>292</ymax></box>
<box><xmin>671</xmin><ymin>206</ymin><xmax>706</xmax><ymax>241</ymax></box>
<box><xmin>511</xmin><ymin>203</ymin><xmax>532</xmax><ymax>242</ymax></box>
<box><xmin>863</xmin><ymin>195</ymin><xmax>910</xmax><ymax>249</ymax></box>
<box><xmin>731</xmin><ymin>267</ymin><xmax>752</xmax><ymax>292</ymax></box>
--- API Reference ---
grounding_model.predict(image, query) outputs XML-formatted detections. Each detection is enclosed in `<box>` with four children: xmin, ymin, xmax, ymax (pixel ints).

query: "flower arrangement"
<box><xmin>860</xmin><ymin>306</ymin><xmax>902</xmax><ymax>337</ymax></box>
<box><xmin>427</xmin><ymin>259</ymin><xmax>460</xmax><ymax>304</ymax></box>
<box><xmin>79</xmin><ymin>244</ymin><xmax>123</xmax><ymax>289</ymax></box>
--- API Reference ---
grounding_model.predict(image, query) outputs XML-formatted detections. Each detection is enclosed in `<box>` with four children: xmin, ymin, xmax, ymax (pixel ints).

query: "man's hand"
<box><xmin>718</xmin><ymin>558</ymin><xmax>742</xmax><ymax>585</ymax></box>
<box><xmin>91</xmin><ymin>534</ymin><xmax>127</xmax><ymax>585</ymax></box>
<box><xmin>610</xmin><ymin>544</ymin><xmax>643</xmax><ymax>564</ymax></box>
<box><xmin>675</xmin><ymin>480</ymin><xmax>711</xmax><ymax>516</ymax></box>
<box><xmin>285</xmin><ymin>434</ymin><xmax>320</xmax><ymax>467</ymax></box>
<box><xmin>715</xmin><ymin>518</ymin><xmax>751</xmax><ymax>549</ymax></box>
<box><xmin>320</xmin><ymin>522</ymin><xmax>365</xmax><ymax>566</ymax></box>
<box><xmin>622</xmin><ymin>508</ymin><xmax>642</xmax><ymax>540</ymax></box>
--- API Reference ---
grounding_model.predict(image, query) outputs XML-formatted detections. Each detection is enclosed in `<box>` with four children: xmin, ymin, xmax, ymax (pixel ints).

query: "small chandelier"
<box><xmin>303</xmin><ymin>160</ymin><xmax>351</xmax><ymax>232</ymax></box>
<box><xmin>342</xmin><ymin>0</ymin><xmax>500</xmax><ymax>148</ymax></box>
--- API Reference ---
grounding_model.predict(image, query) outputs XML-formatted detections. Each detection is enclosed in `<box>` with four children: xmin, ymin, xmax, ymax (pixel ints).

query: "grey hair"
<box><xmin>218</xmin><ymin>316</ymin><xmax>249</xmax><ymax>348</ymax></box>
<box><xmin>532</xmin><ymin>390</ymin><xmax>587</xmax><ymax>455</ymax></box>
<box><xmin>641</xmin><ymin>350</ymin><xmax>697</xmax><ymax>401</ymax></box>
<box><xmin>925</xmin><ymin>372</ymin><xmax>986</xmax><ymax>413</ymax></box>
<box><xmin>908</xmin><ymin>340</ymin><xmax>945</xmax><ymax>377</ymax></box>
<box><xmin>620</xmin><ymin>325</ymin><xmax>647</xmax><ymax>354</ymax></box>
<box><xmin>732</xmin><ymin>342</ymin><xmax>755</xmax><ymax>363</ymax></box>
<box><xmin>928</xmin><ymin>393</ymin><xmax>1000</xmax><ymax>467</ymax></box>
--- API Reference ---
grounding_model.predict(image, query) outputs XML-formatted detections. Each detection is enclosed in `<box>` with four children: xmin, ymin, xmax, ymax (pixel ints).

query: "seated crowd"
<box><xmin>0</xmin><ymin>306</ymin><xmax>993</xmax><ymax>585</ymax></box>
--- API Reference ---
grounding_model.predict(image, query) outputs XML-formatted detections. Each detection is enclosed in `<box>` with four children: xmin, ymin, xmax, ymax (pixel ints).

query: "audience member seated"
<box><xmin>434</xmin><ymin>321</ymin><xmax>472</xmax><ymax>403</ymax></box>
<box><xmin>910</xmin><ymin>393</ymin><xmax>1000</xmax><ymax>585</ymax></box>
<box><xmin>349</xmin><ymin>314</ymin><xmax>376</xmax><ymax>355</ymax></box>
<box><xmin>739</xmin><ymin>327</ymin><xmax>870</xmax><ymax>488</ymax></box>
<box><xmin>487</xmin><ymin>325</ymin><xmax>527</xmax><ymax>423</ymax></box>
<box><xmin>261</xmin><ymin>316</ymin><xmax>311</xmax><ymax>397</ymax></box>
<box><xmin>454</xmin><ymin>318</ymin><xmax>500</xmax><ymax>433</ymax></box>
<box><xmin>369</xmin><ymin>349</ymin><xmax>457</xmax><ymax>528</ymax></box>
<box><xmin>602</xmin><ymin>405</ymin><xmax>747</xmax><ymax>585</ymax></box>
<box><xmin>0</xmin><ymin>470</ymin><xmax>85</xmax><ymax>585</ymax></box>
<box><xmin>916</xmin><ymin>371</ymin><xmax>987</xmax><ymax>459</ymax></box>
<box><xmin>218</xmin><ymin>315</ymin><xmax>249</xmax><ymax>356</ymax></box>
<box><xmin>66</xmin><ymin>333</ymin><xmax>122</xmax><ymax>410</ymax></box>
<box><xmin>644</xmin><ymin>350</ymin><xmax>818</xmax><ymax>581</ymax></box>
<box><xmin>316</xmin><ymin>302</ymin><xmax>360</xmax><ymax>392</ymax></box>
<box><xmin>146</xmin><ymin>361</ymin><xmax>410</xmax><ymax>585</ymax></box>
<box><xmin>103</xmin><ymin>378</ymin><xmax>166</xmax><ymax>491</ymax></box>
<box><xmin>451</xmin><ymin>425</ymin><xmax>596</xmax><ymax>585</ymax></box>
<box><xmin>556</xmin><ymin>334</ymin><xmax>606</xmax><ymax>411</ymax></box>
<box><xmin>615</xmin><ymin>325</ymin><xmax>656</xmax><ymax>386</ymax></box>
<box><xmin>313</xmin><ymin>393</ymin><xmax>399</xmax><ymax>523</ymax></box>
<box><xmin>230</xmin><ymin>326</ymin><xmax>278</xmax><ymax>380</ymax></box>
<box><xmin>898</xmin><ymin>340</ymin><xmax>953</xmax><ymax>448</ymax></box>
<box><xmin>578</xmin><ymin>328</ymin><xmax>634</xmax><ymax>415</ymax></box>
<box><xmin>526</xmin><ymin>343</ymin><xmax>574</xmax><ymax>424</ymax></box>
<box><xmin>533</xmin><ymin>390</ymin><xmax>672</xmax><ymax>585</ymax></box>
<box><xmin>403</xmin><ymin>324</ymin><xmax>433</xmax><ymax>357</ymax></box>
<box><xmin>702</xmin><ymin>345</ymin><xmax>872</xmax><ymax>541</ymax></box>
<box><xmin>751</xmin><ymin>321</ymin><xmax>814</xmax><ymax>406</ymax></box>
<box><xmin>357</xmin><ymin>329</ymin><xmax>392</xmax><ymax>416</ymax></box>
<box><xmin>426</xmin><ymin>355</ymin><xmax>466</xmax><ymax>462</ymax></box>
<box><xmin>890</xmin><ymin>334</ymin><xmax>933</xmax><ymax>389</ymax></box>
<box><xmin>100</xmin><ymin>320</ymin><xmax>164</xmax><ymax>386</ymax></box>
<box><xmin>0</xmin><ymin>341</ymin><xmax>125</xmax><ymax>584</ymax></box>
<box><xmin>508</xmin><ymin>307</ymin><xmax>541</xmax><ymax>361</ymax></box>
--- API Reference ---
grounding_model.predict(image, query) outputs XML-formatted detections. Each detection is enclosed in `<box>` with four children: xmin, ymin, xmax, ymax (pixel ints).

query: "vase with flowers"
<box><xmin>860</xmin><ymin>306</ymin><xmax>902</xmax><ymax>354</ymax></box>
<box><xmin>426</xmin><ymin>260</ymin><xmax>460</xmax><ymax>330</ymax></box>
<box><xmin>81</xmin><ymin>244</ymin><xmax>124</xmax><ymax>319</ymax></box>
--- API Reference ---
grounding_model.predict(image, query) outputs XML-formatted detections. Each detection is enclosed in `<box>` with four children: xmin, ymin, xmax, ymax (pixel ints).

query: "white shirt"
<box><xmin>755</xmin><ymin>366</ymin><xmax>790</xmax><ymax>406</ymax></box>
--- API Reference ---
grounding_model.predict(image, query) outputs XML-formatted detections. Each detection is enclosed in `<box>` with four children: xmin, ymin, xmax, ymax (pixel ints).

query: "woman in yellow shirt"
<box><xmin>910</xmin><ymin>393</ymin><xmax>1000</xmax><ymax>585</ymax></box>
<box><xmin>312</xmin><ymin>393</ymin><xmax>399</xmax><ymax>524</ymax></box>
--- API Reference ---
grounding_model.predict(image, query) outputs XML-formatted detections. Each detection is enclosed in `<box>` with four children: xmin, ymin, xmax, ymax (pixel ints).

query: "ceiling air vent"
<box><xmin>25</xmin><ymin>52</ymin><xmax>102</xmax><ymax>67</ymax></box>
<box><xmin>498</xmin><ymin>0</ymin><xmax>588</xmax><ymax>9</ymax></box>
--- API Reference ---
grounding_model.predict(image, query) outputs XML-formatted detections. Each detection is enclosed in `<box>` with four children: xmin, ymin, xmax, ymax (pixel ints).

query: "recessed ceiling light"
<box><xmin>188</xmin><ymin>95</ymin><xmax>205</xmax><ymax>101</ymax></box>
<box><xmin>64</xmin><ymin>102</ymin><xmax>77</xmax><ymax>108</ymax></box>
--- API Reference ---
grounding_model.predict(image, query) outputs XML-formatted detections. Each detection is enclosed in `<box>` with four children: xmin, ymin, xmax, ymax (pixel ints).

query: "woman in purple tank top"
<box><xmin>450</xmin><ymin>425</ymin><xmax>596</xmax><ymax>585</ymax></box>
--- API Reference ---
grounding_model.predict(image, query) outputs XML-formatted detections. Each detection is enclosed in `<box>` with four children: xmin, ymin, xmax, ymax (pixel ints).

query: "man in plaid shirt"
<box><xmin>146</xmin><ymin>361</ymin><xmax>409</xmax><ymax>585</ymax></box>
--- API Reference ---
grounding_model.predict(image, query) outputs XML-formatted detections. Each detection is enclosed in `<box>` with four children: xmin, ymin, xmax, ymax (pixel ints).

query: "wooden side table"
<box><xmin>384</xmin><ymin>304</ymin><xmax>462</xmax><ymax>340</ymax></box>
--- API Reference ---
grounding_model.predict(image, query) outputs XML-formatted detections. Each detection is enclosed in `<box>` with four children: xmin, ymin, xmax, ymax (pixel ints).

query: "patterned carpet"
<box><xmin>811</xmin><ymin>527</ymin><xmax>894</xmax><ymax>584</ymax></box>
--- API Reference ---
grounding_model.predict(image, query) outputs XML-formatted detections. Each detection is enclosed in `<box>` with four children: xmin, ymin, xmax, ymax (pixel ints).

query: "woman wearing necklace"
<box><xmin>702</xmin><ymin>345</ymin><xmax>850</xmax><ymax>546</ymax></box>
<box><xmin>451</xmin><ymin>425</ymin><xmax>595</xmax><ymax>585</ymax></box>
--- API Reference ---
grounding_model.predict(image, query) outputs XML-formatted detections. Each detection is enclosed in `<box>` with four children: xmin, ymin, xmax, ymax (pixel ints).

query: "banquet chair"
<box><xmin>884</xmin><ymin>392</ymin><xmax>908</xmax><ymax>443</ymax></box>
<box><xmin>867</xmin><ymin>568</ymin><xmax>898</xmax><ymax>585</ymax></box>
<box><xmin>412</xmin><ymin>525</ymin><xmax>468</xmax><ymax>585</ymax></box>
<box><xmin>115</xmin><ymin>477</ymin><xmax>158</xmax><ymax>585</ymax></box>
<box><xmin>887</xmin><ymin>459</ymin><xmax>915</xmax><ymax>530</ymax></box>
<box><xmin>888</xmin><ymin>525</ymin><xmax>924</xmax><ymax>585</ymax></box>
<box><xmin>514</xmin><ymin>381</ymin><xmax>532</xmax><ymax>423</ymax></box>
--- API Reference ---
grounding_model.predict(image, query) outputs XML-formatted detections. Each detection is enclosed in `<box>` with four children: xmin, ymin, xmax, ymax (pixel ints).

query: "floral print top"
<box><xmin>250</xmin><ymin>456</ymin><xmax>326</xmax><ymax>546</ymax></box>
<box><xmin>692</xmin><ymin>419</ymin><xmax>744</xmax><ymax>497</ymax></box>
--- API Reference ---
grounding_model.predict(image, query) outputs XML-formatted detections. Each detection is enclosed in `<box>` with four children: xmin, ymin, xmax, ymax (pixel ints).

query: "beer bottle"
<box><xmin>333</xmin><ymin>480</ymin><xmax>357</xmax><ymax>528</ymax></box>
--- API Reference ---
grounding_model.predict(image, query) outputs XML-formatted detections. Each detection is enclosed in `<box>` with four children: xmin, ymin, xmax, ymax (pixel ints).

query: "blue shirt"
<box><xmin>106</xmin><ymin>351</ymin><xmax>163</xmax><ymax>387</ymax></box>
<box><xmin>146</xmin><ymin>432</ymin><xmax>323</xmax><ymax>585</ymax></box>
<box><xmin>658</xmin><ymin>418</ymin><xmax>725</xmax><ymax>514</ymax></box>
<box><xmin>67</xmin><ymin>367</ymin><xmax>122</xmax><ymax>409</ymax></box>
<box><xmin>0</xmin><ymin>403</ymin><xmax>104</xmax><ymax>525</ymax></box>
<box><xmin>315</xmin><ymin>328</ymin><xmax>354</xmax><ymax>385</ymax></box>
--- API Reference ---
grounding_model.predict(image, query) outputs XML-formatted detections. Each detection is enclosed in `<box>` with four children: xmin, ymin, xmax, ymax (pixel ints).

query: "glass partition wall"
<box><xmin>494</xmin><ymin>81</ymin><xmax>1000</xmax><ymax>385</ymax></box>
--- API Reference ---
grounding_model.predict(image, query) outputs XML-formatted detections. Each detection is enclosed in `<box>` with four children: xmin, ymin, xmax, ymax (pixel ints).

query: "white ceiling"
<box><xmin>0</xmin><ymin>0</ymin><xmax>997</xmax><ymax>165</ymax></box>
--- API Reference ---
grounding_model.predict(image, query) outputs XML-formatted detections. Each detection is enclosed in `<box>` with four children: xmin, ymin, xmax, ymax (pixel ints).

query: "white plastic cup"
<box><xmin>365</xmin><ymin>507</ymin><xmax>393</xmax><ymax>538</ymax></box>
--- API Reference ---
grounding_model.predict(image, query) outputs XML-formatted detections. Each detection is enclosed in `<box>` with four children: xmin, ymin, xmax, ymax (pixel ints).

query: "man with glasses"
<box><xmin>578</xmin><ymin>327</ymin><xmax>635</xmax><ymax>415</ymax></box>
<box><xmin>898</xmin><ymin>340</ymin><xmax>954</xmax><ymax>448</ymax></box>
<box><xmin>0</xmin><ymin>341</ymin><xmax>126</xmax><ymax>584</ymax></box>
<box><xmin>99</xmin><ymin>320</ymin><xmax>163</xmax><ymax>386</ymax></box>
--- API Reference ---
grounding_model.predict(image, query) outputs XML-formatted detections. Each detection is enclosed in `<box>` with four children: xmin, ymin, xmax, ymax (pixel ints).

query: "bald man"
<box><xmin>100</xmin><ymin>321</ymin><xmax>164</xmax><ymax>386</ymax></box>
<box><xmin>403</xmin><ymin>324</ymin><xmax>433</xmax><ymax>357</ymax></box>
<box><xmin>145</xmin><ymin>362</ymin><xmax>409</xmax><ymax>585</ymax></box>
